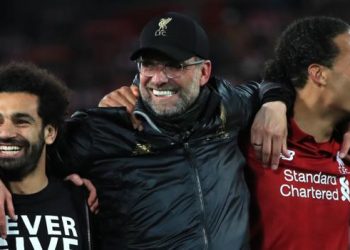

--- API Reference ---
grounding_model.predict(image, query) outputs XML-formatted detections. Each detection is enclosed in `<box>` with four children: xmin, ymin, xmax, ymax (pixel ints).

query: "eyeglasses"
<box><xmin>136</xmin><ymin>59</ymin><xmax>204</xmax><ymax>79</ymax></box>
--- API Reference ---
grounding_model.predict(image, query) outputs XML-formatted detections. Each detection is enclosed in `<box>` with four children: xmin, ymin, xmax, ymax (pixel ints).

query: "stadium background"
<box><xmin>0</xmin><ymin>0</ymin><xmax>348</xmax><ymax>112</ymax></box>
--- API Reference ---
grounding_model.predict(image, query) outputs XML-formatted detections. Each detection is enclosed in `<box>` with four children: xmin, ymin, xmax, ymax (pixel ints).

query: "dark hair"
<box><xmin>0</xmin><ymin>62</ymin><xmax>69</xmax><ymax>129</ymax></box>
<box><xmin>264</xmin><ymin>16</ymin><xmax>350</xmax><ymax>88</ymax></box>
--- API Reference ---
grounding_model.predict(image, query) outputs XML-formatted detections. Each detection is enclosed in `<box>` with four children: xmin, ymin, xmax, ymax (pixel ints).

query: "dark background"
<box><xmin>1</xmin><ymin>0</ymin><xmax>349</xmax><ymax>112</ymax></box>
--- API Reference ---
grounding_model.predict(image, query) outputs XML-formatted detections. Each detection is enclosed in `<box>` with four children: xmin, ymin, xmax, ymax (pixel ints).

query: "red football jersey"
<box><xmin>246</xmin><ymin>119</ymin><xmax>350</xmax><ymax>250</ymax></box>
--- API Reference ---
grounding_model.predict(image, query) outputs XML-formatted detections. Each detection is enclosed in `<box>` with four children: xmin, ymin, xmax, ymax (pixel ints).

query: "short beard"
<box><xmin>0</xmin><ymin>132</ymin><xmax>45</xmax><ymax>182</ymax></box>
<box><xmin>141</xmin><ymin>74</ymin><xmax>201</xmax><ymax>117</ymax></box>
<box><xmin>143</xmin><ymin>95</ymin><xmax>193</xmax><ymax>118</ymax></box>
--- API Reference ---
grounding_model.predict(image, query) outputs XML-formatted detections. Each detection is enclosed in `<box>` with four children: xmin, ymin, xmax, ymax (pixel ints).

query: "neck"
<box><xmin>294</xmin><ymin>86</ymin><xmax>345</xmax><ymax>142</ymax></box>
<box><xmin>9</xmin><ymin>151</ymin><xmax>48</xmax><ymax>195</ymax></box>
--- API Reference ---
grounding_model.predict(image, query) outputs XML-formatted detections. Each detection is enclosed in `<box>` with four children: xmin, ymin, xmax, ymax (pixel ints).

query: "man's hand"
<box><xmin>98</xmin><ymin>85</ymin><xmax>138</xmax><ymax>110</ymax></box>
<box><xmin>0</xmin><ymin>180</ymin><xmax>16</xmax><ymax>239</ymax></box>
<box><xmin>98</xmin><ymin>85</ymin><xmax>141</xmax><ymax>130</ymax></box>
<box><xmin>250</xmin><ymin>101</ymin><xmax>290</xmax><ymax>170</ymax></box>
<box><xmin>340</xmin><ymin>130</ymin><xmax>350</xmax><ymax>162</ymax></box>
<box><xmin>65</xmin><ymin>174</ymin><xmax>99</xmax><ymax>214</ymax></box>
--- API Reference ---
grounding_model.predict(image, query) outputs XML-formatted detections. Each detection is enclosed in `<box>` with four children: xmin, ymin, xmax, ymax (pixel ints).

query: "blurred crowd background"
<box><xmin>0</xmin><ymin>0</ymin><xmax>349</xmax><ymax>112</ymax></box>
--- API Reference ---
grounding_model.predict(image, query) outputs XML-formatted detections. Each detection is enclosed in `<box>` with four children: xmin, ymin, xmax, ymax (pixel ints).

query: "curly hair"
<box><xmin>264</xmin><ymin>16</ymin><xmax>350</xmax><ymax>88</ymax></box>
<box><xmin>0</xmin><ymin>62</ymin><xmax>69</xmax><ymax>129</ymax></box>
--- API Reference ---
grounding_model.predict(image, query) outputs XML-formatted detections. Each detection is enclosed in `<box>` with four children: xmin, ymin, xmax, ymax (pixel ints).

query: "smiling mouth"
<box><xmin>0</xmin><ymin>145</ymin><xmax>22</xmax><ymax>156</ymax></box>
<box><xmin>151</xmin><ymin>88</ymin><xmax>177</xmax><ymax>97</ymax></box>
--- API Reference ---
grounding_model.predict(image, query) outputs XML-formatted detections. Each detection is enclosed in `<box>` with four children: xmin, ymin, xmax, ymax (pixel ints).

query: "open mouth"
<box><xmin>151</xmin><ymin>88</ymin><xmax>178</xmax><ymax>97</ymax></box>
<box><xmin>0</xmin><ymin>145</ymin><xmax>23</xmax><ymax>157</ymax></box>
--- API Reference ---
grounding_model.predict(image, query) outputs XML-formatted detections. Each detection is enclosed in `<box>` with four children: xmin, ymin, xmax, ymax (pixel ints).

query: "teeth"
<box><xmin>152</xmin><ymin>89</ymin><xmax>176</xmax><ymax>97</ymax></box>
<box><xmin>0</xmin><ymin>146</ymin><xmax>21</xmax><ymax>152</ymax></box>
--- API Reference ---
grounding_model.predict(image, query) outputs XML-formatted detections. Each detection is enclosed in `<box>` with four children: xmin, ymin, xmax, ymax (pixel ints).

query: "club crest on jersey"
<box><xmin>340</xmin><ymin>176</ymin><xmax>350</xmax><ymax>202</ymax></box>
<box><xmin>155</xmin><ymin>17</ymin><xmax>172</xmax><ymax>36</ymax></box>
<box><xmin>280</xmin><ymin>150</ymin><xmax>295</xmax><ymax>161</ymax></box>
<box><xmin>337</xmin><ymin>151</ymin><xmax>350</xmax><ymax>175</ymax></box>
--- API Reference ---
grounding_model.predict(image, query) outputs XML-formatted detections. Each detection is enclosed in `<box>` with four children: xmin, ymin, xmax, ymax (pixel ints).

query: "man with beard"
<box><xmin>0</xmin><ymin>62</ymin><xmax>93</xmax><ymax>250</ymax></box>
<box><xmin>49</xmin><ymin>12</ymin><xmax>294</xmax><ymax>249</ymax></box>
<box><xmin>97</xmin><ymin>17</ymin><xmax>350</xmax><ymax>249</ymax></box>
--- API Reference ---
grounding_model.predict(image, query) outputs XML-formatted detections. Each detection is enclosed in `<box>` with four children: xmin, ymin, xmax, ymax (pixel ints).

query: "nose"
<box><xmin>150</xmin><ymin>68</ymin><xmax>169</xmax><ymax>85</ymax></box>
<box><xmin>0</xmin><ymin>121</ymin><xmax>17</xmax><ymax>139</ymax></box>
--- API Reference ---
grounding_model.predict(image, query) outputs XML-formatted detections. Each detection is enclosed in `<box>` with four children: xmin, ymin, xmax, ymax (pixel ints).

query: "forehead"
<box><xmin>0</xmin><ymin>92</ymin><xmax>39</xmax><ymax>116</ymax></box>
<box><xmin>141</xmin><ymin>55</ymin><xmax>178</xmax><ymax>64</ymax></box>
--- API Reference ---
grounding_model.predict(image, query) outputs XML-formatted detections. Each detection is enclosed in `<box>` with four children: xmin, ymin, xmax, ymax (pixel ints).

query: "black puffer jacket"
<box><xmin>54</xmin><ymin>77</ymin><xmax>287</xmax><ymax>250</ymax></box>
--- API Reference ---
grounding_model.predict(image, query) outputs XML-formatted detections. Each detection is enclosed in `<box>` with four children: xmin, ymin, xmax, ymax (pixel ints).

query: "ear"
<box><xmin>308</xmin><ymin>64</ymin><xmax>327</xmax><ymax>87</ymax></box>
<box><xmin>199</xmin><ymin>60</ymin><xmax>212</xmax><ymax>86</ymax></box>
<box><xmin>44</xmin><ymin>124</ymin><xmax>58</xmax><ymax>145</ymax></box>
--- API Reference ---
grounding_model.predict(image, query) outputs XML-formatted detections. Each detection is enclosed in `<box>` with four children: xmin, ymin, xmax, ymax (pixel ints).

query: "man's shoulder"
<box><xmin>47</xmin><ymin>179</ymin><xmax>86</xmax><ymax>209</ymax></box>
<box><xmin>207</xmin><ymin>76</ymin><xmax>231</xmax><ymax>91</ymax></box>
<box><xmin>47</xmin><ymin>178</ymin><xmax>85</xmax><ymax>197</ymax></box>
<box><xmin>71</xmin><ymin>107</ymin><xmax>128</xmax><ymax>120</ymax></box>
<box><xmin>208</xmin><ymin>77</ymin><xmax>259</xmax><ymax>97</ymax></box>
<box><xmin>68</xmin><ymin>107</ymin><xmax>133</xmax><ymax>130</ymax></box>
<box><xmin>12</xmin><ymin>178</ymin><xmax>84</xmax><ymax>207</ymax></box>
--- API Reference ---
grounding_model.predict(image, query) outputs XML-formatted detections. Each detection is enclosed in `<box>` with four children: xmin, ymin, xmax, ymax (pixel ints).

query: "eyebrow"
<box><xmin>12</xmin><ymin>113</ymin><xmax>36</xmax><ymax>123</ymax></box>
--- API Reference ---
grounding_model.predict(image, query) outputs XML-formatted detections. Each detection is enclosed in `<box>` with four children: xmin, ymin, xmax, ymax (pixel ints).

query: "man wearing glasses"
<box><xmin>50</xmin><ymin>12</ymin><xmax>292</xmax><ymax>249</ymax></box>
<box><xmin>134</xmin><ymin>56</ymin><xmax>206</xmax><ymax>118</ymax></box>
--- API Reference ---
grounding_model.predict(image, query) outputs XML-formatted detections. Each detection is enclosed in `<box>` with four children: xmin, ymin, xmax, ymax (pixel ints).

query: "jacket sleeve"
<box><xmin>47</xmin><ymin>110</ymin><xmax>95</xmax><ymax>176</ymax></box>
<box><xmin>259</xmin><ymin>80</ymin><xmax>295</xmax><ymax>114</ymax></box>
<box><xmin>48</xmin><ymin>107</ymin><xmax>137</xmax><ymax>176</ymax></box>
<box><xmin>216</xmin><ymin>78</ymin><xmax>293</xmax><ymax>130</ymax></box>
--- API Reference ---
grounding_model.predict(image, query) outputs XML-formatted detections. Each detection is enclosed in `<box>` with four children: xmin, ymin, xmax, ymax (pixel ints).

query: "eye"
<box><xmin>14</xmin><ymin>119</ymin><xmax>31</xmax><ymax>126</ymax></box>
<box><xmin>166</xmin><ymin>62</ymin><xmax>182</xmax><ymax>70</ymax></box>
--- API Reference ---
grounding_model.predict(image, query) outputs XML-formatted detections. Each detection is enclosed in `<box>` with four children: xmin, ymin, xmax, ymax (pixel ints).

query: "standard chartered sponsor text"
<box><xmin>280</xmin><ymin>169</ymin><xmax>341</xmax><ymax>201</ymax></box>
<box><xmin>284</xmin><ymin>169</ymin><xmax>337</xmax><ymax>185</ymax></box>
<box><xmin>280</xmin><ymin>184</ymin><xmax>339</xmax><ymax>200</ymax></box>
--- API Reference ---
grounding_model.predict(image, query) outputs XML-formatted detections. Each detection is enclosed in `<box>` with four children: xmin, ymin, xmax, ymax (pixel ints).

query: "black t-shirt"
<box><xmin>0</xmin><ymin>179</ymin><xmax>87</xmax><ymax>250</ymax></box>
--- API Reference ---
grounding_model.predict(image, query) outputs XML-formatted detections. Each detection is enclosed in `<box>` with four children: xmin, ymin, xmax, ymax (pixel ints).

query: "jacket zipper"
<box><xmin>184</xmin><ymin>142</ymin><xmax>209</xmax><ymax>250</ymax></box>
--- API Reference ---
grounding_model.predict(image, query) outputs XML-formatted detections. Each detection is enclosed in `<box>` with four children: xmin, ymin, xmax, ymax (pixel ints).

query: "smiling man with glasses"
<box><xmin>48</xmin><ymin>12</ymin><xmax>293</xmax><ymax>249</ymax></box>
<box><xmin>135</xmin><ymin>55</ymin><xmax>208</xmax><ymax>116</ymax></box>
